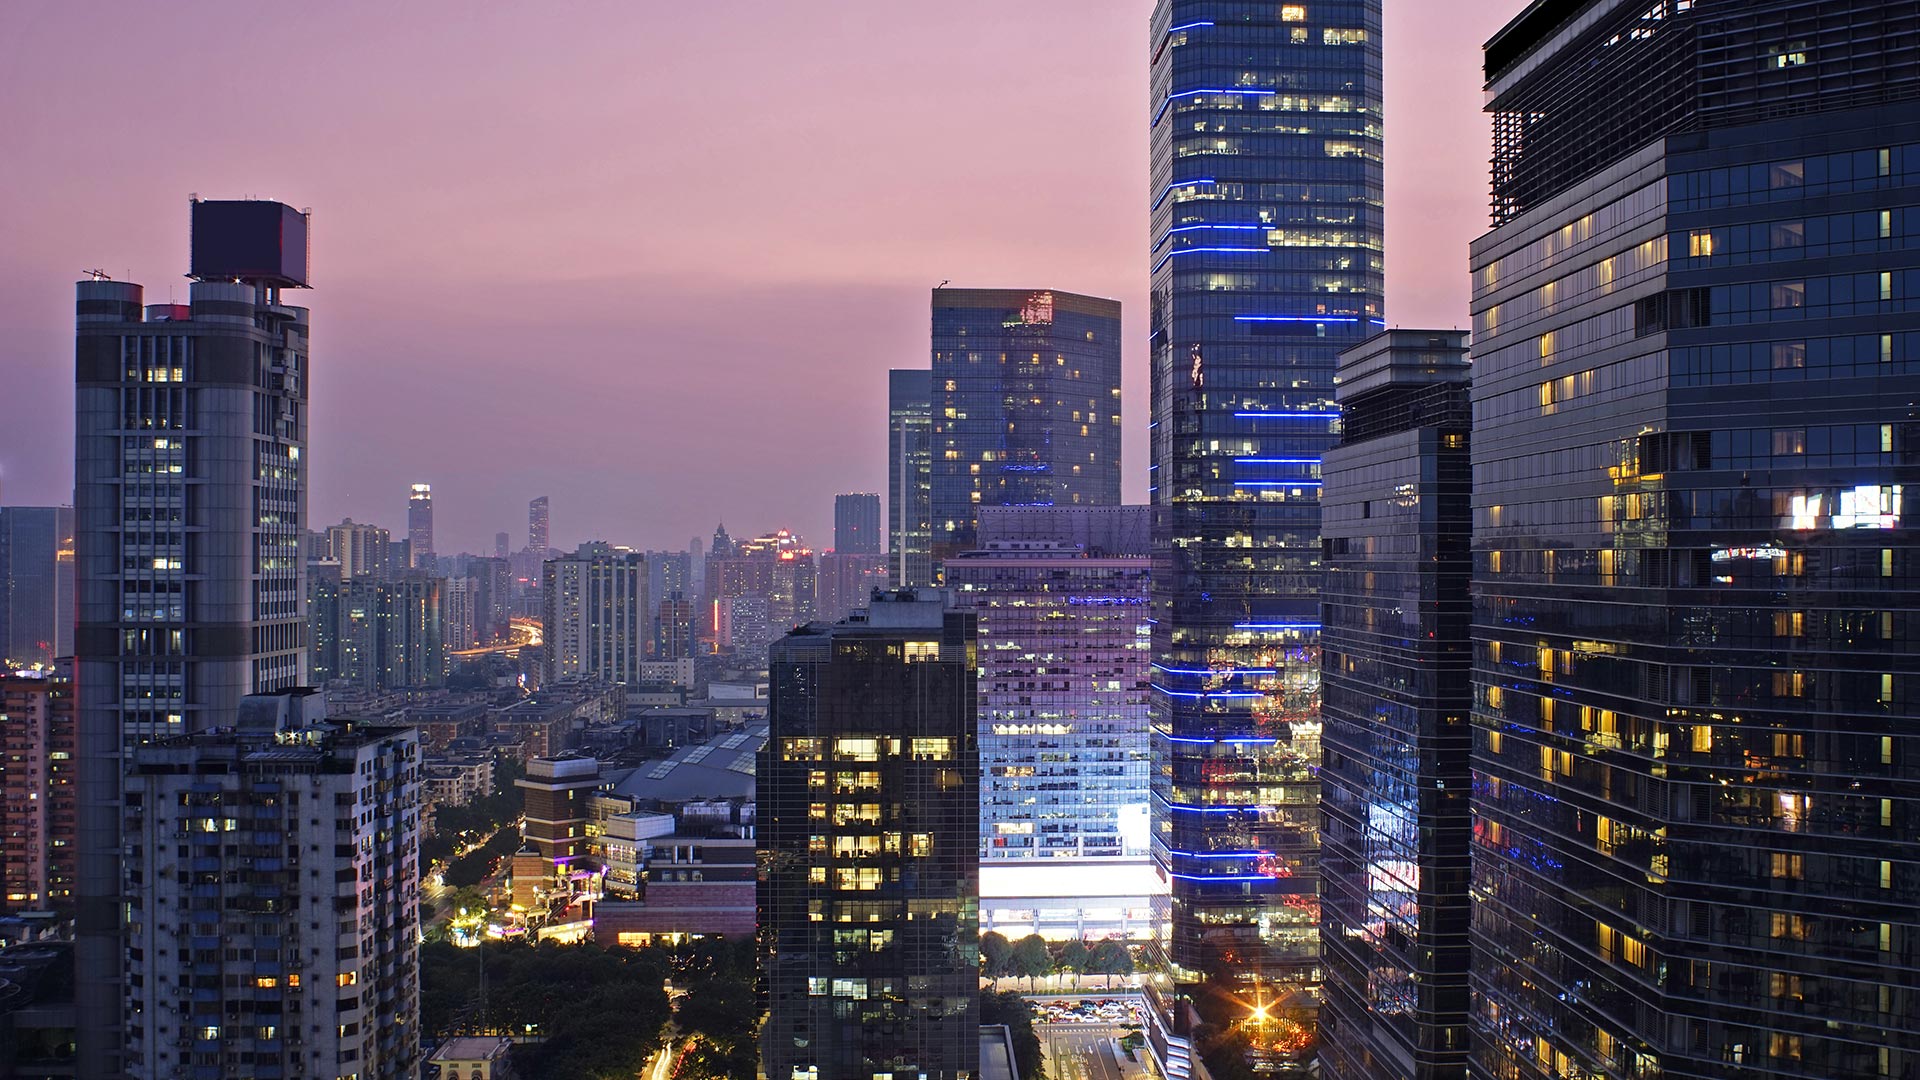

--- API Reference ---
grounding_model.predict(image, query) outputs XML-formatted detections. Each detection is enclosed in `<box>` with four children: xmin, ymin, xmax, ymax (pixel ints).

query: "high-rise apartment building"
<box><xmin>307</xmin><ymin>576</ymin><xmax>445</xmax><ymax>690</ymax></box>
<box><xmin>815</xmin><ymin>551</ymin><xmax>890</xmax><ymax>625</ymax></box>
<box><xmin>834</xmin><ymin>492</ymin><xmax>883</xmax><ymax>554</ymax></box>
<box><xmin>1145</xmin><ymin>2</ymin><xmax>1383</xmax><ymax>1070</ymax></box>
<box><xmin>542</xmin><ymin>549</ymin><xmax>647</xmax><ymax>685</ymax></box>
<box><xmin>930</xmin><ymin>289</ymin><xmax>1123</xmax><ymax>566</ymax></box>
<box><xmin>468</xmin><ymin>555</ymin><xmax>512</xmax><ymax>644</ymax></box>
<box><xmin>1318</xmin><ymin>331</ymin><xmax>1472</xmax><ymax>1080</ymax></box>
<box><xmin>73</xmin><ymin>199</ymin><xmax>314</xmax><ymax>1073</ymax></box>
<box><xmin>325</xmin><ymin>518</ymin><xmax>391</xmax><ymax>581</ymax></box>
<box><xmin>528</xmin><ymin>495</ymin><xmax>550</xmax><ymax>557</ymax></box>
<box><xmin>1470</xmin><ymin>4</ymin><xmax>1920</xmax><ymax>1077</ymax></box>
<box><xmin>760</xmin><ymin>591</ymin><xmax>980</xmax><ymax>1080</ymax></box>
<box><xmin>0</xmin><ymin>506</ymin><xmax>74</xmax><ymax>669</ymax></box>
<box><xmin>655</xmin><ymin>595</ymin><xmax>694</xmax><ymax>659</ymax></box>
<box><xmin>407</xmin><ymin>483</ymin><xmax>434</xmax><ymax>569</ymax></box>
<box><xmin>946</xmin><ymin>510</ymin><xmax>1155</xmax><ymax>942</ymax></box>
<box><xmin>123</xmin><ymin>689</ymin><xmax>420</xmax><ymax>1078</ymax></box>
<box><xmin>1</xmin><ymin>663</ymin><xmax>77</xmax><ymax>911</ymax></box>
<box><xmin>443</xmin><ymin>575</ymin><xmax>476</xmax><ymax>652</ymax></box>
<box><xmin>888</xmin><ymin>369</ymin><xmax>934</xmax><ymax>588</ymax></box>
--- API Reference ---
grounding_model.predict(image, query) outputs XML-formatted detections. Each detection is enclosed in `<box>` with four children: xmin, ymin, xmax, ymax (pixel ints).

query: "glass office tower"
<box><xmin>759</xmin><ymin>591</ymin><xmax>979</xmax><ymax>1080</ymax></box>
<box><xmin>929</xmin><ymin>288</ymin><xmax>1123</xmax><ymax>567</ymax></box>
<box><xmin>1318</xmin><ymin>330</ymin><xmax>1472</xmax><ymax>1080</ymax></box>
<box><xmin>1145</xmin><ymin>1</ymin><xmax>1382</xmax><ymax>1072</ymax></box>
<box><xmin>889</xmin><ymin>369</ymin><xmax>934</xmax><ymax>588</ymax></box>
<box><xmin>1472</xmin><ymin>3</ymin><xmax>1920</xmax><ymax>1077</ymax></box>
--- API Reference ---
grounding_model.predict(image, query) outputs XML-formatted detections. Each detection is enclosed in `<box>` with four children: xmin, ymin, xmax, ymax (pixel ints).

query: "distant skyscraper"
<box><xmin>834</xmin><ymin>492</ymin><xmax>882</xmax><ymax>554</ymax></box>
<box><xmin>529</xmin><ymin>495</ymin><xmax>550</xmax><ymax>556</ymax></box>
<box><xmin>408</xmin><ymin>482</ymin><xmax>434</xmax><ymax>568</ymax></box>
<box><xmin>888</xmin><ymin>369</ymin><xmax>933</xmax><ymax>587</ymax></box>
<box><xmin>326</xmin><ymin>518</ymin><xmax>392</xmax><ymax>580</ymax></box>
<box><xmin>930</xmin><ymin>288</ymin><xmax>1122</xmax><ymax>565</ymax></box>
<box><xmin>1470</xmin><ymin>3</ymin><xmax>1920</xmax><ymax>1077</ymax></box>
<box><xmin>1144</xmin><ymin>1</ymin><xmax>1383</xmax><ymax>1071</ymax></box>
<box><xmin>0</xmin><ymin>661</ymin><xmax>77</xmax><ymax>912</ymax></box>
<box><xmin>711</xmin><ymin>521</ymin><xmax>735</xmax><ymax>559</ymax></box>
<box><xmin>760</xmin><ymin>590</ymin><xmax>979</xmax><ymax>1080</ymax></box>
<box><xmin>73</xmin><ymin>199</ymin><xmax>314</xmax><ymax>1073</ymax></box>
<box><xmin>0</xmin><ymin>506</ymin><xmax>74</xmax><ymax>668</ymax></box>
<box><xmin>542</xmin><ymin>549</ymin><xmax>647</xmax><ymax>686</ymax></box>
<box><xmin>123</xmin><ymin>690</ymin><xmax>420</xmax><ymax>1078</ymax></box>
<box><xmin>495</xmin><ymin>531</ymin><xmax>510</xmax><ymax>559</ymax></box>
<box><xmin>1318</xmin><ymin>331</ymin><xmax>1472</xmax><ymax>1080</ymax></box>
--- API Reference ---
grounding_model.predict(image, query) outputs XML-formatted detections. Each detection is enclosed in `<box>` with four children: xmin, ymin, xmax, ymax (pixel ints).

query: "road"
<box><xmin>451</xmin><ymin>616</ymin><xmax>544</xmax><ymax>658</ymax></box>
<box><xmin>1042</xmin><ymin>1023</ymin><xmax>1129</xmax><ymax>1080</ymax></box>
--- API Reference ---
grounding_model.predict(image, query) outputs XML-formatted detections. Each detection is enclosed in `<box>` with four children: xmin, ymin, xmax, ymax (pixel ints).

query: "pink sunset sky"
<box><xmin>0</xmin><ymin>1</ymin><xmax>1518</xmax><ymax>553</ymax></box>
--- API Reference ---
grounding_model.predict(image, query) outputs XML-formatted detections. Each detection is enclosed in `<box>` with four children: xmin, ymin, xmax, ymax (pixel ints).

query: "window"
<box><xmin>1687</xmin><ymin>229</ymin><xmax>1715</xmax><ymax>257</ymax></box>
<box><xmin>910</xmin><ymin>738</ymin><xmax>951</xmax><ymax>760</ymax></box>
<box><xmin>903</xmin><ymin>641</ymin><xmax>940</xmax><ymax>663</ymax></box>
<box><xmin>1770</xmin><ymin>160</ymin><xmax>1805</xmax><ymax>188</ymax></box>
<box><xmin>1766</xmin><ymin>42</ymin><xmax>1809</xmax><ymax>68</ymax></box>
<box><xmin>1772</xmin><ymin>429</ymin><xmax>1806</xmax><ymax>455</ymax></box>
<box><xmin>832</xmin><ymin>738</ymin><xmax>879</xmax><ymax>761</ymax></box>
<box><xmin>1771</xmin><ymin>341</ymin><xmax>1806</xmax><ymax>369</ymax></box>
<box><xmin>1769</xmin><ymin>221</ymin><xmax>1804</xmax><ymax>249</ymax></box>
<box><xmin>1771</xmin><ymin>281</ymin><xmax>1805</xmax><ymax>309</ymax></box>
<box><xmin>1280</xmin><ymin>4</ymin><xmax>1306</xmax><ymax>20</ymax></box>
<box><xmin>1323</xmin><ymin>28</ymin><xmax>1367</xmax><ymax>44</ymax></box>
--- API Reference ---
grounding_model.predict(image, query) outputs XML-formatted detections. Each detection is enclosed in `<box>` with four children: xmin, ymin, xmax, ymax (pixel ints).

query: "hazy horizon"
<box><xmin>0</xmin><ymin>0</ymin><xmax>1515</xmax><ymax>553</ymax></box>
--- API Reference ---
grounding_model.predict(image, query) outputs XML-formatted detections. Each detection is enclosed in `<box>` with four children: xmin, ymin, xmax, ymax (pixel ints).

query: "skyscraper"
<box><xmin>1318</xmin><ymin>330</ymin><xmax>1472</xmax><ymax>1080</ymax></box>
<box><xmin>759</xmin><ymin>590</ymin><xmax>980</xmax><ymax>1080</ymax></box>
<box><xmin>888</xmin><ymin>369</ymin><xmax>934</xmax><ymax>587</ymax></box>
<box><xmin>1470</xmin><ymin>3</ymin><xmax>1920</xmax><ymax>1076</ymax></box>
<box><xmin>495</xmin><ymin>531</ymin><xmax>510</xmax><ymax>559</ymax></box>
<box><xmin>930</xmin><ymin>288</ymin><xmax>1123</xmax><ymax>565</ymax></box>
<box><xmin>407</xmin><ymin>482</ymin><xmax>434</xmax><ymax>568</ymax></box>
<box><xmin>73</xmin><ymin>199</ymin><xmax>314</xmax><ymax>1074</ymax></box>
<box><xmin>542</xmin><ymin>548</ymin><xmax>648</xmax><ymax>686</ymax></box>
<box><xmin>1144</xmin><ymin>2</ymin><xmax>1383</xmax><ymax>1071</ymax></box>
<box><xmin>946</xmin><ymin>508</ymin><xmax>1156</xmax><ymax>942</ymax></box>
<box><xmin>123</xmin><ymin>689</ymin><xmax>421</xmax><ymax>1077</ymax></box>
<box><xmin>529</xmin><ymin>494</ymin><xmax>550</xmax><ymax>557</ymax></box>
<box><xmin>834</xmin><ymin>491</ymin><xmax>883</xmax><ymax>554</ymax></box>
<box><xmin>0</xmin><ymin>506</ymin><xmax>74</xmax><ymax>668</ymax></box>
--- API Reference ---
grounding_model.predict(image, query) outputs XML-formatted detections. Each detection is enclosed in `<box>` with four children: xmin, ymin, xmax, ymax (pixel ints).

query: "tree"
<box><xmin>1011</xmin><ymin>934</ymin><xmax>1053</xmax><ymax>992</ymax></box>
<box><xmin>980</xmin><ymin>931</ymin><xmax>1013</xmax><ymax>981</ymax></box>
<box><xmin>1054</xmin><ymin>940</ymin><xmax>1090</xmax><ymax>989</ymax></box>
<box><xmin>980</xmin><ymin>991</ymin><xmax>1046</xmax><ymax>1080</ymax></box>
<box><xmin>677</xmin><ymin>976</ymin><xmax>760</xmax><ymax>1080</ymax></box>
<box><xmin>1088</xmin><ymin>939</ymin><xmax>1134</xmax><ymax>979</ymax></box>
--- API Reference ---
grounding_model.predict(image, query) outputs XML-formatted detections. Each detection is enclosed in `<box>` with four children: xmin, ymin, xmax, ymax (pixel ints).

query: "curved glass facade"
<box><xmin>1146</xmin><ymin>0</ymin><xmax>1383</xmax><ymax>1059</ymax></box>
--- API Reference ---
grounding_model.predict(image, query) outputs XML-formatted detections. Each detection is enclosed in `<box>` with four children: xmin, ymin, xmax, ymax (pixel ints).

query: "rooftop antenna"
<box><xmin>82</xmin><ymin>269</ymin><xmax>110</xmax><ymax>281</ymax></box>
<box><xmin>936</xmin><ymin>279</ymin><xmax>950</xmax><ymax>289</ymax></box>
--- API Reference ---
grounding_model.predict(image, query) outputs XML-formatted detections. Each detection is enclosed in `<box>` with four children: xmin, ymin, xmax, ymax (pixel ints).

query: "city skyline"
<box><xmin>0</xmin><ymin>2</ymin><xmax>1512</xmax><ymax>552</ymax></box>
